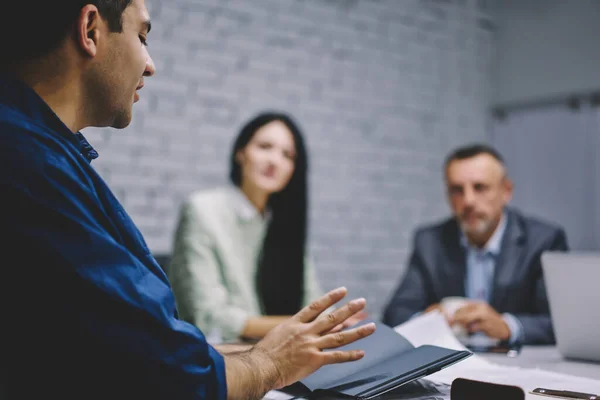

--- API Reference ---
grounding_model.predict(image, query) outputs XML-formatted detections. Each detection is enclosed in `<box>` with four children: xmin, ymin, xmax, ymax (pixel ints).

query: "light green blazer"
<box><xmin>168</xmin><ymin>186</ymin><xmax>322</xmax><ymax>342</ymax></box>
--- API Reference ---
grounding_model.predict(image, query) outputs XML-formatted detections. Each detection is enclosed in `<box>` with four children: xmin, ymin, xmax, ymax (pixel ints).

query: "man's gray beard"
<box><xmin>460</xmin><ymin>218</ymin><xmax>493</xmax><ymax>237</ymax></box>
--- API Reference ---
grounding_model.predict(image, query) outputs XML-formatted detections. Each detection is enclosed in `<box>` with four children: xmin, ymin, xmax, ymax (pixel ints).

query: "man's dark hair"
<box><xmin>1</xmin><ymin>1</ymin><xmax>132</xmax><ymax>67</ymax></box>
<box><xmin>444</xmin><ymin>143</ymin><xmax>505</xmax><ymax>171</ymax></box>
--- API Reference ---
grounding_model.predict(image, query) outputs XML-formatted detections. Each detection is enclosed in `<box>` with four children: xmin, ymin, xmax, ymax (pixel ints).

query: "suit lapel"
<box><xmin>490</xmin><ymin>209</ymin><xmax>526</xmax><ymax>308</ymax></box>
<box><xmin>441</xmin><ymin>221</ymin><xmax>467</xmax><ymax>298</ymax></box>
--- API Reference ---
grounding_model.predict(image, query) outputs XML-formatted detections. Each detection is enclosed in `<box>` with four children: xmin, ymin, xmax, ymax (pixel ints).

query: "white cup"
<box><xmin>440</xmin><ymin>296</ymin><xmax>469</xmax><ymax>338</ymax></box>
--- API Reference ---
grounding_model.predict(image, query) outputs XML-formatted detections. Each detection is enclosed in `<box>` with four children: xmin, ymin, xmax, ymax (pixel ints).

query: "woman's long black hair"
<box><xmin>229</xmin><ymin>111</ymin><xmax>309</xmax><ymax>316</ymax></box>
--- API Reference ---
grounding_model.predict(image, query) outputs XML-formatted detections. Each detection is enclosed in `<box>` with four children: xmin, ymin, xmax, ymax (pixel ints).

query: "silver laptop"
<box><xmin>542</xmin><ymin>252</ymin><xmax>600</xmax><ymax>362</ymax></box>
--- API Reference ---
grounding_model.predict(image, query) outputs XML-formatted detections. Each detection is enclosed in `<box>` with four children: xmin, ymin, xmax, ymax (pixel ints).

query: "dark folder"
<box><xmin>282</xmin><ymin>320</ymin><xmax>472</xmax><ymax>399</ymax></box>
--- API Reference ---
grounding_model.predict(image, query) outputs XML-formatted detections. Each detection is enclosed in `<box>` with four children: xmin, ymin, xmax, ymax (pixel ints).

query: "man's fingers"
<box><xmin>321</xmin><ymin>349</ymin><xmax>366</xmax><ymax>365</ymax></box>
<box><xmin>343</xmin><ymin>310</ymin><xmax>369</xmax><ymax>328</ymax></box>
<box><xmin>316</xmin><ymin>322</ymin><xmax>376</xmax><ymax>350</ymax></box>
<box><xmin>454</xmin><ymin>313</ymin><xmax>476</xmax><ymax>326</ymax></box>
<box><xmin>311</xmin><ymin>298</ymin><xmax>366</xmax><ymax>333</ymax></box>
<box><xmin>452</xmin><ymin>311</ymin><xmax>469</xmax><ymax>325</ymax></box>
<box><xmin>467</xmin><ymin>322</ymin><xmax>482</xmax><ymax>333</ymax></box>
<box><xmin>294</xmin><ymin>287</ymin><xmax>347</xmax><ymax>323</ymax></box>
<box><xmin>454</xmin><ymin>306</ymin><xmax>483</xmax><ymax>325</ymax></box>
<box><xmin>455</xmin><ymin>303</ymin><xmax>477</xmax><ymax>316</ymax></box>
<box><xmin>425</xmin><ymin>303</ymin><xmax>442</xmax><ymax>314</ymax></box>
<box><xmin>326</xmin><ymin>323</ymin><xmax>345</xmax><ymax>334</ymax></box>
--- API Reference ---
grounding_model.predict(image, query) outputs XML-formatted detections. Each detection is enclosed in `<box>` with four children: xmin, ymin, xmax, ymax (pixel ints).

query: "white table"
<box><xmin>482</xmin><ymin>345</ymin><xmax>600</xmax><ymax>381</ymax></box>
<box><xmin>265</xmin><ymin>346</ymin><xmax>600</xmax><ymax>399</ymax></box>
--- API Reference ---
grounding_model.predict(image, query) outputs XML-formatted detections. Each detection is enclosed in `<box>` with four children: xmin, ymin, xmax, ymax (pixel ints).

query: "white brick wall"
<box><xmin>85</xmin><ymin>0</ymin><xmax>494</xmax><ymax>317</ymax></box>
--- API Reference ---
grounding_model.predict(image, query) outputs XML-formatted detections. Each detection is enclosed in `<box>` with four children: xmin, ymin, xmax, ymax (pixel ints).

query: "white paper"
<box><xmin>394</xmin><ymin>311</ymin><xmax>475</xmax><ymax>351</ymax></box>
<box><xmin>394</xmin><ymin>312</ymin><xmax>600</xmax><ymax>399</ymax></box>
<box><xmin>263</xmin><ymin>380</ymin><xmax>452</xmax><ymax>400</ymax></box>
<box><xmin>262</xmin><ymin>390</ymin><xmax>297</xmax><ymax>400</ymax></box>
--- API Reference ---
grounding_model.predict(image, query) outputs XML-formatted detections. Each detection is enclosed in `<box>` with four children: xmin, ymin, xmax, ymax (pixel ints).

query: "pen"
<box><xmin>530</xmin><ymin>387</ymin><xmax>599</xmax><ymax>400</ymax></box>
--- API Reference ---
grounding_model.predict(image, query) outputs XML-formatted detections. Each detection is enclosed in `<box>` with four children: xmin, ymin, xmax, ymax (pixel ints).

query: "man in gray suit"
<box><xmin>382</xmin><ymin>144</ymin><xmax>568</xmax><ymax>345</ymax></box>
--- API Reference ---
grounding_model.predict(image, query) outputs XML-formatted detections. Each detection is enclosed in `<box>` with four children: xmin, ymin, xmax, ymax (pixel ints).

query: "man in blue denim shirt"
<box><xmin>0</xmin><ymin>1</ymin><xmax>374</xmax><ymax>398</ymax></box>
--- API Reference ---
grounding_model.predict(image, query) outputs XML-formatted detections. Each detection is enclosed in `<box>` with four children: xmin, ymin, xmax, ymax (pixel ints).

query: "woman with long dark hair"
<box><xmin>168</xmin><ymin>111</ymin><xmax>321</xmax><ymax>342</ymax></box>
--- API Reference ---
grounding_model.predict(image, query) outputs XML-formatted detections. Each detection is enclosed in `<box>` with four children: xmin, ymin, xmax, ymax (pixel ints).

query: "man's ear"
<box><xmin>502</xmin><ymin>176</ymin><xmax>514</xmax><ymax>203</ymax></box>
<box><xmin>76</xmin><ymin>5</ymin><xmax>102</xmax><ymax>57</ymax></box>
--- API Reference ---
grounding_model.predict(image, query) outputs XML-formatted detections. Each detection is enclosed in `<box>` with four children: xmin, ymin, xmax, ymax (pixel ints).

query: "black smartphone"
<box><xmin>451</xmin><ymin>378</ymin><xmax>525</xmax><ymax>400</ymax></box>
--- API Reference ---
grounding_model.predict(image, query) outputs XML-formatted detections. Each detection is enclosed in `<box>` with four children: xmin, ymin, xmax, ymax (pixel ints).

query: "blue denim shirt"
<box><xmin>0</xmin><ymin>74</ymin><xmax>226</xmax><ymax>399</ymax></box>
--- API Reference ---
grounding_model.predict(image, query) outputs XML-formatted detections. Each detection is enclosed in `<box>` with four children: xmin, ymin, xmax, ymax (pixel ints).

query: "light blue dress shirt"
<box><xmin>461</xmin><ymin>213</ymin><xmax>524</xmax><ymax>344</ymax></box>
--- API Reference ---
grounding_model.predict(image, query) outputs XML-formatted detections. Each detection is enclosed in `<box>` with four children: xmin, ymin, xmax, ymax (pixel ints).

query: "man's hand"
<box><xmin>424</xmin><ymin>303</ymin><xmax>443</xmax><ymax>314</ymax></box>
<box><xmin>423</xmin><ymin>303</ymin><xmax>453</xmax><ymax>323</ymax></box>
<box><xmin>253</xmin><ymin>287</ymin><xmax>375</xmax><ymax>390</ymax></box>
<box><xmin>214</xmin><ymin>343</ymin><xmax>253</xmax><ymax>354</ymax></box>
<box><xmin>341</xmin><ymin>310</ymin><xmax>369</xmax><ymax>329</ymax></box>
<box><xmin>452</xmin><ymin>302</ymin><xmax>510</xmax><ymax>341</ymax></box>
<box><xmin>222</xmin><ymin>287</ymin><xmax>375</xmax><ymax>399</ymax></box>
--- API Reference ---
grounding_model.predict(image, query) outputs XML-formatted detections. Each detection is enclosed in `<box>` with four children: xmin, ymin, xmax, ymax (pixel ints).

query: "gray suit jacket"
<box><xmin>382</xmin><ymin>208</ymin><xmax>569</xmax><ymax>345</ymax></box>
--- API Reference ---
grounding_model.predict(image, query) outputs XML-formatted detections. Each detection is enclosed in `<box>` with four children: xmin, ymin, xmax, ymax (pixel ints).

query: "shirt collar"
<box><xmin>460</xmin><ymin>211</ymin><xmax>507</xmax><ymax>255</ymax></box>
<box><xmin>74</xmin><ymin>132</ymin><xmax>99</xmax><ymax>162</ymax></box>
<box><xmin>228</xmin><ymin>185</ymin><xmax>272</xmax><ymax>223</ymax></box>
<box><xmin>0</xmin><ymin>73</ymin><xmax>99</xmax><ymax>163</ymax></box>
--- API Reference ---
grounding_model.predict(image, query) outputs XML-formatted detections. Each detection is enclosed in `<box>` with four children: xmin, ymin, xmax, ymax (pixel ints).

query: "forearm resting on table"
<box><xmin>215</xmin><ymin>343</ymin><xmax>253</xmax><ymax>354</ymax></box>
<box><xmin>241</xmin><ymin>316</ymin><xmax>290</xmax><ymax>339</ymax></box>
<box><xmin>223</xmin><ymin>347</ymin><xmax>280</xmax><ymax>400</ymax></box>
